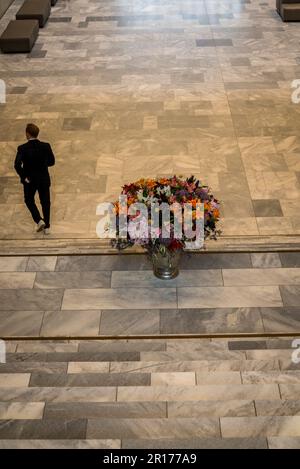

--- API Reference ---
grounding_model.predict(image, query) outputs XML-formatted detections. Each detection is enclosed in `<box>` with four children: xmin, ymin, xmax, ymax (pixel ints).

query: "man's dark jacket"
<box><xmin>14</xmin><ymin>139</ymin><xmax>55</xmax><ymax>186</ymax></box>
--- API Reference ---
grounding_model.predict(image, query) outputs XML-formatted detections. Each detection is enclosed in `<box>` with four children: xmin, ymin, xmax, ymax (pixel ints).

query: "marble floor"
<box><xmin>1</xmin><ymin>252</ymin><xmax>300</xmax><ymax>337</ymax></box>
<box><xmin>1</xmin><ymin>0</ymin><xmax>300</xmax><ymax>245</ymax></box>
<box><xmin>0</xmin><ymin>336</ymin><xmax>300</xmax><ymax>448</ymax></box>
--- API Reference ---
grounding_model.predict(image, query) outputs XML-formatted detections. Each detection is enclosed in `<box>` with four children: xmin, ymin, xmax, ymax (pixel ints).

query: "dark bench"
<box><xmin>277</xmin><ymin>0</ymin><xmax>300</xmax><ymax>21</ymax></box>
<box><xmin>0</xmin><ymin>19</ymin><xmax>39</xmax><ymax>53</ymax></box>
<box><xmin>16</xmin><ymin>0</ymin><xmax>51</xmax><ymax>28</ymax></box>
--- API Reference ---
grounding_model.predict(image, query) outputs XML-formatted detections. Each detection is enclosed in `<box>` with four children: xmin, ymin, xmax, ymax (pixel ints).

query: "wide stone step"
<box><xmin>139</xmin><ymin>350</ymin><xmax>295</xmax><ymax>361</ymax></box>
<box><xmin>0</xmin><ymin>384</ymin><xmax>282</xmax><ymax>402</ymax></box>
<box><xmin>5</xmin><ymin>352</ymin><xmax>141</xmax><ymax>362</ymax></box>
<box><xmin>75</xmin><ymin>359</ymin><xmax>283</xmax><ymax>373</ymax></box>
<box><xmin>12</xmin><ymin>370</ymin><xmax>298</xmax><ymax>387</ymax></box>
<box><xmin>1</xmin><ymin>400</ymin><xmax>300</xmax><ymax>420</ymax></box>
<box><xmin>84</xmin><ymin>416</ymin><xmax>300</xmax><ymax>439</ymax></box>
<box><xmin>2</xmin><ymin>370</ymin><xmax>300</xmax><ymax>387</ymax></box>
<box><xmin>42</xmin><ymin>402</ymin><xmax>167</xmax><ymax>419</ymax></box>
<box><xmin>9</xmin><ymin>337</ymin><xmax>298</xmax><ymax>352</ymax></box>
<box><xmin>121</xmin><ymin>437</ymin><xmax>268</xmax><ymax>449</ymax></box>
<box><xmin>86</xmin><ymin>417</ymin><xmax>222</xmax><ymax>439</ymax></box>
<box><xmin>5</xmin><ymin>348</ymin><xmax>295</xmax><ymax>362</ymax></box>
<box><xmin>0</xmin><ymin>437</ymin><xmax>266</xmax><ymax>449</ymax></box>
<box><xmin>12</xmin><ymin>341</ymin><xmax>167</xmax><ymax>353</ymax></box>
<box><xmin>116</xmin><ymin>384</ymin><xmax>281</xmax><ymax>401</ymax></box>
<box><xmin>1</xmin><ymin>338</ymin><xmax>299</xmax><ymax>448</ymax></box>
<box><xmin>221</xmin><ymin>416</ymin><xmax>300</xmax><ymax>438</ymax></box>
<box><xmin>0</xmin><ymin>358</ymin><xmax>283</xmax><ymax>374</ymax></box>
<box><xmin>28</xmin><ymin>372</ymin><xmax>151</xmax><ymax>387</ymax></box>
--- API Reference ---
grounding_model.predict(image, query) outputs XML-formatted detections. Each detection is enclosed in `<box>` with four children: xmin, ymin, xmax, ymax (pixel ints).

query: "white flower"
<box><xmin>128</xmin><ymin>216</ymin><xmax>149</xmax><ymax>241</ymax></box>
<box><xmin>136</xmin><ymin>189</ymin><xmax>144</xmax><ymax>202</ymax></box>
<box><xmin>164</xmin><ymin>186</ymin><xmax>171</xmax><ymax>197</ymax></box>
<box><xmin>157</xmin><ymin>186</ymin><xmax>171</xmax><ymax>197</ymax></box>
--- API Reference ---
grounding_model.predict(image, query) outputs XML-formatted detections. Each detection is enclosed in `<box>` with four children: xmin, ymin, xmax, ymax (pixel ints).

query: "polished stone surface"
<box><xmin>0</xmin><ymin>337</ymin><xmax>299</xmax><ymax>447</ymax></box>
<box><xmin>0</xmin><ymin>0</ymin><xmax>300</xmax><ymax>245</ymax></box>
<box><xmin>0</xmin><ymin>252</ymin><xmax>300</xmax><ymax>337</ymax></box>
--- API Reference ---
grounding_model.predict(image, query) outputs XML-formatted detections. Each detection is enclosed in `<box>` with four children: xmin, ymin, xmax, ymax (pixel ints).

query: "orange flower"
<box><xmin>190</xmin><ymin>198</ymin><xmax>199</xmax><ymax>208</ymax></box>
<box><xmin>127</xmin><ymin>197</ymin><xmax>136</xmax><ymax>206</ymax></box>
<box><xmin>158</xmin><ymin>177</ymin><xmax>170</xmax><ymax>185</ymax></box>
<box><xmin>146</xmin><ymin>180</ymin><xmax>156</xmax><ymax>189</ymax></box>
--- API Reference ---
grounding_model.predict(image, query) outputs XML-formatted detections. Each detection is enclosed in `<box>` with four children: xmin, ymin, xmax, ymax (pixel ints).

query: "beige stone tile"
<box><xmin>256</xmin><ymin>217</ymin><xmax>294</xmax><ymax>235</ymax></box>
<box><xmin>221</xmin><ymin>416</ymin><xmax>300</xmax><ymax>437</ymax></box>
<box><xmin>251</xmin><ymin>253</ymin><xmax>282</xmax><ymax>268</ymax></box>
<box><xmin>117</xmin><ymin>384</ymin><xmax>280</xmax><ymax>402</ymax></box>
<box><xmin>168</xmin><ymin>400</ymin><xmax>255</xmax><ymax>418</ymax></box>
<box><xmin>40</xmin><ymin>310</ymin><xmax>101</xmax><ymax>336</ymax></box>
<box><xmin>62</xmin><ymin>288</ymin><xmax>177</xmax><ymax>310</ymax></box>
<box><xmin>263</xmin><ymin>171</ymin><xmax>299</xmax><ymax>197</ymax></box>
<box><xmin>111</xmin><ymin>270</ymin><xmax>223</xmax><ymax>288</ymax></box>
<box><xmin>151</xmin><ymin>372</ymin><xmax>196</xmax><ymax>386</ymax></box>
<box><xmin>178</xmin><ymin>286</ymin><xmax>283</xmax><ymax>308</ymax></box>
<box><xmin>0</xmin><ymin>387</ymin><xmax>117</xmax><ymax>403</ymax></box>
<box><xmin>223</xmin><ymin>268</ymin><xmax>300</xmax><ymax>286</ymax></box>
<box><xmin>0</xmin><ymin>440</ymin><xmax>121</xmax><ymax>449</ymax></box>
<box><xmin>280</xmin><ymin>384</ymin><xmax>300</xmax><ymax>400</ymax></box>
<box><xmin>0</xmin><ymin>257</ymin><xmax>28</xmax><ymax>272</ymax></box>
<box><xmin>196</xmin><ymin>372</ymin><xmax>242</xmax><ymax>385</ymax></box>
<box><xmin>242</xmin><ymin>371</ymin><xmax>300</xmax><ymax>385</ymax></box>
<box><xmin>0</xmin><ymin>374</ymin><xmax>30</xmax><ymax>387</ymax></box>
<box><xmin>87</xmin><ymin>417</ymin><xmax>220</xmax><ymax>439</ymax></box>
<box><xmin>238</xmin><ymin>137</ymin><xmax>278</xmax><ymax>157</ymax></box>
<box><xmin>166</xmin><ymin>340</ymin><xmax>217</xmax><ymax>352</ymax></box>
<box><xmin>268</xmin><ymin>437</ymin><xmax>300</xmax><ymax>449</ymax></box>
<box><xmin>290</xmin><ymin>217</ymin><xmax>300</xmax><ymax>234</ymax></box>
<box><xmin>0</xmin><ymin>272</ymin><xmax>35</xmax><ymax>289</ymax></box>
<box><xmin>2</xmin><ymin>342</ymin><xmax>17</xmax><ymax>353</ymax></box>
<box><xmin>283</xmin><ymin>153</ymin><xmax>300</xmax><ymax>171</ymax></box>
<box><xmin>0</xmin><ymin>402</ymin><xmax>45</xmax><ymax>420</ymax></box>
<box><xmin>26</xmin><ymin>257</ymin><xmax>57</xmax><ymax>272</ymax></box>
<box><xmin>68</xmin><ymin>362</ymin><xmax>110</xmax><ymax>374</ymax></box>
<box><xmin>140</xmin><ymin>350</ymin><xmax>245</xmax><ymax>361</ymax></box>
<box><xmin>17</xmin><ymin>343</ymin><xmax>78</xmax><ymax>353</ymax></box>
<box><xmin>0</xmin><ymin>311</ymin><xmax>44</xmax><ymax>336</ymax></box>
<box><xmin>96</xmin><ymin>359</ymin><xmax>280</xmax><ymax>374</ymax></box>
<box><xmin>280</xmin><ymin>200</ymin><xmax>300</xmax><ymax>217</ymax></box>
<box><xmin>218</xmin><ymin>217</ymin><xmax>259</xmax><ymax>236</ymax></box>
<box><xmin>255</xmin><ymin>400</ymin><xmax>300</xmax><ymax>416</ymax></box>
<box><xmin>246</xmin><ymin>350</ymin><xmax>294</xmax><ymax>360</ymax></box>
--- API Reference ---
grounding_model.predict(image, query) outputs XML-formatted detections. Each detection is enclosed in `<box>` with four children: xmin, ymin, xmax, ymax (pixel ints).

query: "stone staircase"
<box><xmin>0</xmin><ymin>337</ymin><xmax>300</xmax><ymax>448</ymax></box>
<box><xmin>277</xmin><ymin>0</ymin><xmax>300</xmax><ymax>21</ymax></box>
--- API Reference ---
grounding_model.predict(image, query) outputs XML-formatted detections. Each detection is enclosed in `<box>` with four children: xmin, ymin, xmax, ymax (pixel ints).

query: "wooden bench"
<box><xmin>277</xmin><ymin>0</ymin><xmax>300</xmax><ymax>21</ymax></box>
<box><xmin>16</xmin><ymin>0</ymin><xmax>51</xmax><ymax>28</ymax></box>
<box><xmin>0</xmin><ymin>19</ymin><xmax>39</xmax><ymax>53</ymax></box>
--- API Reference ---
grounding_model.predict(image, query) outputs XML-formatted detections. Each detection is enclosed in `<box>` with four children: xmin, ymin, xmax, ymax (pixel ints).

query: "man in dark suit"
<box><xmin>14</xmin><ymin>123</ymin><xmax>55</xmax><ymax>234</ymax></box>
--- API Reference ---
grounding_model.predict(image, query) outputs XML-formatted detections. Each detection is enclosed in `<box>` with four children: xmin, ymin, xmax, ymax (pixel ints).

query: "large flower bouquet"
<box><xmin>109</xmin><ymin>175</ymin><xmax>220</xmax><ymax>255</ymax></box>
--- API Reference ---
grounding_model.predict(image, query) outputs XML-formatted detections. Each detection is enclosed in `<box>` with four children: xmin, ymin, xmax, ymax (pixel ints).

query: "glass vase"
<box><xmin>151</xmin><ymin>248</ymin><xmax>181</xmax><ymax>280</ymax></box>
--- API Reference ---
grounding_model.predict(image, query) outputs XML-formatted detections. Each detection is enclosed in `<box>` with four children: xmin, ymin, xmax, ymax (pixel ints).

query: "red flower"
<box><xmin>168</xmin><ymin>239</ymin><xmax>184</xmax><ymax>251</ymax></box>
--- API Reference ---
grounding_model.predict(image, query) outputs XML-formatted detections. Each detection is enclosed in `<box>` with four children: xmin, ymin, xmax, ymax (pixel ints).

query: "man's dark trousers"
<box><xmin>14</xmin><ymin>139</ymin><xmax>55</xmax><ymax>229</ymax></box>
<box><xmin>23</xmin><ymin>180</ymin><xmax>51</xmax><ymax>228</ymax></box>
